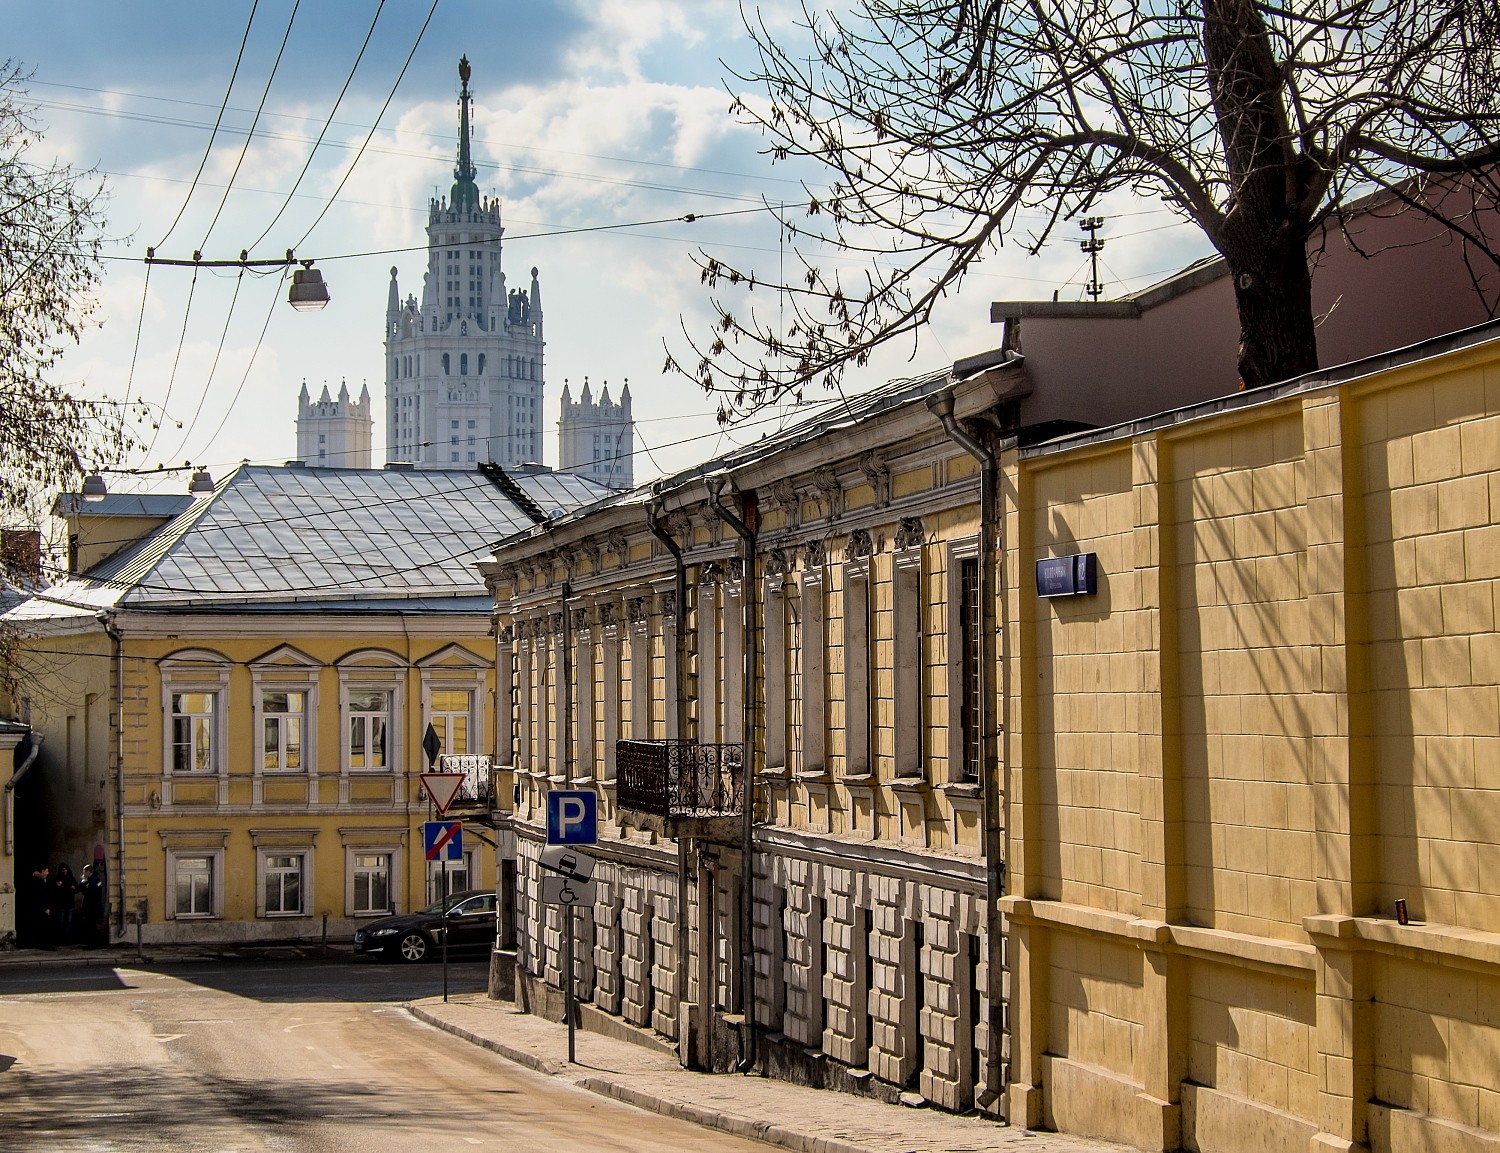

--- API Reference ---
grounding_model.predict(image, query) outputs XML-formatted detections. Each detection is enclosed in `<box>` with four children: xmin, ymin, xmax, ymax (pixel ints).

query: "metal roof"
<box><xmin>7</xmin><ymin>464</ymin><xmax>610</xmax><ymax>621</ymax></box>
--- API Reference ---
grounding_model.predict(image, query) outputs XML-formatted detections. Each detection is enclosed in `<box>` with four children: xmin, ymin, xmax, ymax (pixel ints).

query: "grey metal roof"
<box><xmin>8</xmin><ymin>464</ymin><xmax>610</xmax><ymax>621</ymax></box>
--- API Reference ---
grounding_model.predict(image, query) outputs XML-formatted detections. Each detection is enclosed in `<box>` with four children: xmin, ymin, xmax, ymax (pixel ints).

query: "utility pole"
<box><xmin>1079</xmin><ymin>217</ymin><xmax>1106</xmax><ymax>300</ymax></box>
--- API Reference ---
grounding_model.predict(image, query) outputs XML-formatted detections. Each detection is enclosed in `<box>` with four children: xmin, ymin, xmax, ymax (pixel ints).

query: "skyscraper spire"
<box><xmin>451</xmin><ymin>55</ymin><xmax>480</xmax><ymax>212</ymax></box>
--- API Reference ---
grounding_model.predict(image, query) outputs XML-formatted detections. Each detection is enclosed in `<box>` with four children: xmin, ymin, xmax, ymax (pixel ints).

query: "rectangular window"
<box><xmin>353</xmin><ymin>853</ymin><xmax>391</xmax><ymax>915</ymax></box>
<box><xmin>264</xmin><ymin>853</ymin><xmax>304</xmax><ymax>915</ymax></box>
<box><xmin>429</xmin><ymin>689</ymin><xmax>471</xmax><ymax>754</ymax></box>
<box><xmin>175</xmin><ymin>855</ymin><xmax>214</xmax><ymax>916</ymax></box>
<box><xmin>348</xmin><ymin>690</ymin><xmax>390</xmax><ymax>770</ymax></box>
<box><xmin>261</xmin><ymin>691</ymin><xmax>305</xmax><ymax>772</ymax></box>
<box><xmin>426</xmin><ymin>849</ymin><xmax>476</xmax><ymax>904</ymax></box>
<box><xmin>958</xmin><ymin>557</ymin><xmax>981</xmax><ymax>783</ymax></box>
<box><xmin>171</xmin><ymin>693</ymin><xmax>217</xmax><ymax>773</ymax></box>
<box><xmin>893</xmin><ymin>555</ymin><xmax>923</xmax><ymax>776</ymax></box>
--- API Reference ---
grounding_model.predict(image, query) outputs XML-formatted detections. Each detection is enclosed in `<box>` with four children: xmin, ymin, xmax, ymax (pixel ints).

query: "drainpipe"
<box><xmin>706</xmin><ymin>474</ymin><xmax>759</xmax><ymax>1073</ymax></box>
<box><xmin>926</xmin><ymin>387</ymin><xmax>1006</xmax><ymax>1114</ymax></box>
<box><xmin>100</xmin><ymin>612</ymin><xmax>126</xmax><ymax>940</ymax></box>
<box><xmin>646</xmin><ymin>498</ymin><xmax>693</xmax><ymax>1046</ymax></box>
<box><xmin>3</xmin><ymin>733</ymin><xmax>43</xmax><ymax>857</ymax></box>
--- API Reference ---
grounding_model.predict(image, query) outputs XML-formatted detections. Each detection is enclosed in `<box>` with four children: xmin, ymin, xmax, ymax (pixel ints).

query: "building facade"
<box><xmin>6</xmin><ymin>463</ymin><xmax>608</xmax><ymax>943</ymax></box>
<box><xmin>484</xmin><ymin>362</ymin><xmax>1022</xmax><ymax>1111</ymax></box>
<box><xmin>384</xmin><ymin>57</ymin><xmax>546</xmax><ymax>470</ymax></box>
<box><xmin>297</xmin><ymin>379</ymin><xmax>373</xmax><ymax>468</ymax></box>
<box><xmin>1000</xmin><ymin>321</ymin><xmax>1500</xmax><ymax>1153</ymax></box>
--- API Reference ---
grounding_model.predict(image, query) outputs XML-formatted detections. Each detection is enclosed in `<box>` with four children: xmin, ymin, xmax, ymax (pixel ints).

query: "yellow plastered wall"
<box><xmin>1004</xmin><ymin>335</ymin><xmax>1500</xmax><ymax>1153</ymax></box>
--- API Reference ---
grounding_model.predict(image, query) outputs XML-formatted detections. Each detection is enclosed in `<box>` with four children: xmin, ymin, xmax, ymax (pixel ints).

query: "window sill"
<box><xmin>839</xmin><ymin>773</ymin><xmax>877</xmax><ymax>787</ymax></box>
<box><xmin>939</xmin><ymin>781</ymin><xmax>982</xmax><ymax>800</ymax></box>
<box><xmin>795</xmin><ymin>769</ymin><xmax>832</xmax><ymax>784</ymax></box>
<box><xmin>889</xmin><ymin>774</ymin><xmax>931</xmax><ymax>793</ymax></box>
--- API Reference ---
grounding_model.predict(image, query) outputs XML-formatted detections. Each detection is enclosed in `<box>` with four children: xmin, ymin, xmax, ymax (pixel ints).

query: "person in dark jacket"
<box><xmin>25</xmin><ymin>865</ymin><xmax>52</xmax><ymax>949</ymax></box>
<box><xmin>50</xmin><ymin>862</ymin><xmax>78</xmax><ymax>944</ymax></box>
<box><xmin>80</xmin><ymin>864</ymin><xmax>107</xmax><ymax>947</ymax></box>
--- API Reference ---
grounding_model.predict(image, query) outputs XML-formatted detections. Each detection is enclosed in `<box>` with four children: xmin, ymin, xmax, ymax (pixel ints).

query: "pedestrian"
<box><xmin>81</xmin><ymin>863</ymin><xmax>107</xmax><ymax>948</ymax></box>
<box><xmin>51</xmin><ymin>862</ymin><xmax>78</xmax><ymax>945</ymax></box>
<box><xmin>25</xmin><ymin>864</ymin><xmax>52</xmax><ymax>949</ymax></box>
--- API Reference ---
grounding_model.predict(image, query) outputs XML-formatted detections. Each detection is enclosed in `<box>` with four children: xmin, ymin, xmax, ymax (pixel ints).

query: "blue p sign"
<box><xmin>547</xmin><ymin>790</ymin><xmax>598</xmax><ymax>845</ymax></box>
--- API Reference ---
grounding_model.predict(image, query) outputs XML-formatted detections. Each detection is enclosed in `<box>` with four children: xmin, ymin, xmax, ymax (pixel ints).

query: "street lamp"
<box><xmin>287</xmin><ymin>264</ymin><xmax>330</xmax><ymax>312</ymax></box>
<box><xmin>81</xmin><ymin>473</ymin><xmax>108</xmax><ymax>502</ymax></box>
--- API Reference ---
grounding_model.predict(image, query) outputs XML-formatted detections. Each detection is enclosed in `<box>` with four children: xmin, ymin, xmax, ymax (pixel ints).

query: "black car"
<box><xmin>352</xmin><ymin>889</ymin><xmax>497</xmax><ymax>962</ymax></box>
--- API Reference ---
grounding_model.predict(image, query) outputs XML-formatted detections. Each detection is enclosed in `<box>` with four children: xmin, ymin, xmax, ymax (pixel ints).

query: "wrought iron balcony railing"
<box><xmin>437</xmin><ymin>754</ymin><xmax>495</xmax><ymax>807</ymax></box>
<box><xmin>616</xmin><ymin>739</ymin><xmax>743</xmax><ymax>819</ymax></box>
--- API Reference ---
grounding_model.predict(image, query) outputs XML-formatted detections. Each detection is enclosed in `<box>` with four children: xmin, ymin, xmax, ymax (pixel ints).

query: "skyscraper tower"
<box><xmin>297</xmin><ymin>379</ymin><xmax>373</xmax><ymax>467</ymax></box>
<box><xmin>558</xmin><ymin>378</ymin><xmax>634</xmax><ymax>489</ymax></box>
<box><xmin>384</xmin><ymin>56</ymin><xmax>545</xmax><ymax>468</ymax></box>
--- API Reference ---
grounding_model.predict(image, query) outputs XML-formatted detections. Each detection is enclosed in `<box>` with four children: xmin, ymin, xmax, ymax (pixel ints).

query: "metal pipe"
<box><xmin>646</xmin><ymin>498</ymin><xmax>694</xmax><ymax>1054</ymax></box>
<box><xmin>706</xmin><ymin>476</ymin><xmax>759</xmax><ymax>1073</ymax></box>
<box><xmin>101</xmin><ymin>612</ymin><xmax>126</xmax><ymax>941</ymax></box>
<box><xmin>926</xmin><ymin>387</ymin><xmax>1006</xmax><ymax>1115</ymax></box>
<box><xmin>3</xmin><ymin>733</ymin><xmax>43</xmax><ymax>857</ymax></box>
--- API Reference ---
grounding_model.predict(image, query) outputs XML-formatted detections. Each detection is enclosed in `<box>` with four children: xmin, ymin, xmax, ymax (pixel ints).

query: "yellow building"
<box><xmin>5</xmin><ymin>462</ymin><xmax>606</xmax><ymax>945</ymax></box>
<box><xmin>1000</xmin><ymin>320</ymin><xmax>1500</xmax><ymax>1152</ymax></box>
<box><xmin>484</xmin><ymin>360</ymin><xmax>1024</xmax><ymax>1109</ymax></box>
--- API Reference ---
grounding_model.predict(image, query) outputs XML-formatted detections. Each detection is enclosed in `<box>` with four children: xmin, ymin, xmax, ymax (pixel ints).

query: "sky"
<box><xmin>6</xmin><ymin>0</ymin><xmax>1213</xmax><ymax>499</ymax></box>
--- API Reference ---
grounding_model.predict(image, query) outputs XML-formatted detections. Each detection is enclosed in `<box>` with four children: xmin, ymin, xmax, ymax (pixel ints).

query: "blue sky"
<box><xmin>6</xmin><ymin>0</ymin><xmax>1209</xmax><ymax>491</ymax></box>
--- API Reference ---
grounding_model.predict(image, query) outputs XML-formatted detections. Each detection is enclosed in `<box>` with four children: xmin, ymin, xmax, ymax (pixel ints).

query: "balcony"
<box><xmin>616</xmin><ymin>739</ymin><xmax>743</xmax><ymax>820</ymax></box>
<box><xmin>437</xmin><ymin>754</ymin><xmax>497</xmax><ymax>809</ymax></box>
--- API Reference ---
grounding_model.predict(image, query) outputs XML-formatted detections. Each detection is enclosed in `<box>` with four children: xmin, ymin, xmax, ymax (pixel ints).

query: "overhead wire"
<box><xmin>291</xmin><ymin>0</ymin><xmax>441</xmax><ymax>252</ymax></box>
<box><xmin>154</xmin><ymin>0</ymin><xmax>261</xmax><ymax>249</ymax></box>
<box><xmin>247</xmin><ymin>0</ymin><xmax>387</xmax><ymax>253</ymax></box>
<box><xmin>197</xmin><ymin>0</ymin><xmax>303</xmax><ymax>252</ymax></box>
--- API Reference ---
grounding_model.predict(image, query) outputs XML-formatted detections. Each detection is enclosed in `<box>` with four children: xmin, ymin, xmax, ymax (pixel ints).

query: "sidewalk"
<box><xmin>411</xmin><ymin>994</ymin><xmax>1124</xmax><ymax>1153</ymax></box>
<box><xmin>0</xmin><ymin>941</ymin><xmax>350</xmax><ymax>967</ymax></box>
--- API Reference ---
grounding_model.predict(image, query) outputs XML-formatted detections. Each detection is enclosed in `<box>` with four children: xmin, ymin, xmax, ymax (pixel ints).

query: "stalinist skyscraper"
<box><xmin>379</xmin><ymin>57</ymin><xmax>634</xmax><ymax>484</ymax></box>
<box><xmin>384</xmin><ymin>56</ymin><xmax>546</xmax><ymax>469</ymax></box>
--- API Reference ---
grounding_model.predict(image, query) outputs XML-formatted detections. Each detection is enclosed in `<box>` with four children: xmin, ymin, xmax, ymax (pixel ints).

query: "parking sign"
<box><xmin>546</xmin><ymin>790</ymin><xmax>597</xmax><ymax>845</ymax></box>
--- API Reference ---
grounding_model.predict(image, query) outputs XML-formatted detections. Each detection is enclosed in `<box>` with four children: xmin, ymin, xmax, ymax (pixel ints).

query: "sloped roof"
<box><xmin>8</xmin><ymin>464</ymin><xmax>609</xmax><ymax>622</ymax></box>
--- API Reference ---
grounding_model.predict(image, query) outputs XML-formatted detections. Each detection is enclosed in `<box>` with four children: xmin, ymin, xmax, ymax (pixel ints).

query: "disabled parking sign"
<box><xmin>546</xmin><ymin>790</ymin><xmax>597</xmax><ymax>845</ymax></box>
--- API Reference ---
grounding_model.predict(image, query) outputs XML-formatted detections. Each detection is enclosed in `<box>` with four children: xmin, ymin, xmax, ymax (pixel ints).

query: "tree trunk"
<box><xmin>1202</xmin><ymin>0</ymin><xmax>1320</xmax><ymax>388</ymax></box>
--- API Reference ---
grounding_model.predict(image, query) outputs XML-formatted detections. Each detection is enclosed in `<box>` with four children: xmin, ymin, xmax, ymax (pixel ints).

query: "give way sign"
<box><xmin>419</xmin><ymin>772</ymin><xmax>466</xmax><ymax>815</ymax></box>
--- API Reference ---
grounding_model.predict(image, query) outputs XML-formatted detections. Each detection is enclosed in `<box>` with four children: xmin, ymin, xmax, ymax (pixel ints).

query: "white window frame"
<box><xmin>250</xmin><ymin>647</ymin><xmax>320</xmax><ymax>778</ymax></box>
<box><xmin>337</xmin><ymin>651</ymin><xmax>405</xmax><ymax>776</ymax></box>
<box><xmin>426</xmin><ymin>847</ymin><xmax>479</xmax><ymax>904</ymax></box>
<box><xmin>256</xmin><ymin>849</ymin><xmax>310</xmax><ymax>917</ymax></box>
<box><xmin>258</xmin><ymin>688</ymin><xmax>308</xmax><ymax>773</ymax></box>
<box><xmin>418</xmin><ymin>645</ymin><xmax>489</xmax><ymax>763</ymax></box>
<box><xmin>346</xmin><ymin>846</ymin><xmax>399</xmax><ymax>917</ymax></box>
<box><xmin>160</xmin><ymin>650</ymin><xmax>231</xmax><ymax>779</ymax></box>
<box><xmin>163</xmin><ymin>843</ymin><xmax>226</xmax><ymax>920</ymax></box>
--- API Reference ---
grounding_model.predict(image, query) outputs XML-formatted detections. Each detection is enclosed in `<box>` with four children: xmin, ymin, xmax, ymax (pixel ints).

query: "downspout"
<box><xmin>706</xmin><ymin>475</ymin><xmax>759</xmax><ymax>1073</ymax></box>
<box><xmin>646</xmin><ymin>498</ymin><xmax>693</xmax><ymax>1043</ymax></box>
<box><xmin>926</xmin><ymin>387</ymin><xmax>1006</xmax><ymax>1114</ymax></box>
<box><xmin>3</xmin><ymin>733</ymin><xmax>43</xmax><ymax>857</ymax></box>
<box><xmin>101</xmin><ymin>612</ymin><xmax>126</xmax><ymax>940</ymax></box>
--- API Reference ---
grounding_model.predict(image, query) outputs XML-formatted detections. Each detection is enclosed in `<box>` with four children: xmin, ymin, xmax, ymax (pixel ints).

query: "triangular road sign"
<box><xmin>420</xmin><ymin>772</ymin><xmax>466</xmax><ymax>815</ymax></box>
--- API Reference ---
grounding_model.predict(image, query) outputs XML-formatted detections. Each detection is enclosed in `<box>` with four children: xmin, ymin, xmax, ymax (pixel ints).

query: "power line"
<box><xmin>247</xmin><ymin>0</ymin><xmax>388</xmax><ymax>252</ymax></box>
<box><xmin>155</xmin><ymin>0</ymin><xmax>262</xmax><ymax>249</ymax></box>
<box><xmin>198</xmin><ymin>0</ymin><xmax>303</xmax><ymax>251</ymax></box>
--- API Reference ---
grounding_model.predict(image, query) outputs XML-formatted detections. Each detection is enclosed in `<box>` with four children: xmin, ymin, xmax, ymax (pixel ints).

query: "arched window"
<box><xmin>531</xmin><ymin>358</ymin><xmax>538</xmax><ymax>380</ymax></box>
<box><xmin>442</xmin><ymin>353</ymin><xmax>450</xmax><ymax>375</ymax></box>
<box><xmin>477</xmin><ymin>354</ymin><xmax>485</xmax><ymax>375</ymax></box>
<box><xmin>460</xmin><ymin>353</ymin><xmax>468</xmax><ymax>376</ymax></box>
<box><xmin>391</xmin><ymin>358</ymin><xmax>398</xmax><ymax>379</ymax></box>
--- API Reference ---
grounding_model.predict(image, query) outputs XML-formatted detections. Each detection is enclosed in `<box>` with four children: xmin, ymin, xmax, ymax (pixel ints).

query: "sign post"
<box><xmin>544</xmin><ymin>792</ymin><xmax>598</xmax><ymax>1063</ymax></box>
<box><xmin>424</xmin><ymin>820</ymin><xmax>463</xmax><ymax>1002</ymax></box>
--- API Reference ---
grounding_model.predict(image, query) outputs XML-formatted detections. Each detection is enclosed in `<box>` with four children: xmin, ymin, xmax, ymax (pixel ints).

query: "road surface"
<box><xmin>0</xmin><ymin>958</ymin><xmax>773</xmax><ymax>1152</ymax></box>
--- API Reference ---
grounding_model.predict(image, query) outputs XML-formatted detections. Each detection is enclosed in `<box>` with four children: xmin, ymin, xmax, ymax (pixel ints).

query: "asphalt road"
<box><xmin>0</xmin><ymin>958</ymin><xmax>772</xmax><ymax>1152</ymax></box>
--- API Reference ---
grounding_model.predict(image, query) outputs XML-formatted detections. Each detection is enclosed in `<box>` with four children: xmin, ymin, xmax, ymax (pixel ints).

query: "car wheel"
<box><xmin>398</xmin><ymin>932</ymin><xmax>429</xmax><ymax>962</ymax></box>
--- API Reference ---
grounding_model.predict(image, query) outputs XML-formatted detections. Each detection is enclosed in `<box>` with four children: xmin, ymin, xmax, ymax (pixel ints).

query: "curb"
<box><xmin>408</xmin><ymin>1002</ymin><xmax>884</xmax><ymax>1153</ymax></box>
